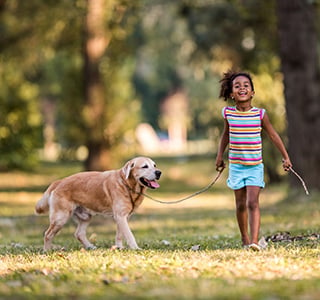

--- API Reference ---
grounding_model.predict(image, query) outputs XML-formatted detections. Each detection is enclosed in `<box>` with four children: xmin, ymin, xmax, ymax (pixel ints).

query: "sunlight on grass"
<box><xmin>0</xmin><ymin>159</ymin><xmax>319</xmax><ymax>299</ymax></box>
<box><xmin>1</xmin><ymin>247</ymin><xmax>320</xmax><ymax>299</ymax></box>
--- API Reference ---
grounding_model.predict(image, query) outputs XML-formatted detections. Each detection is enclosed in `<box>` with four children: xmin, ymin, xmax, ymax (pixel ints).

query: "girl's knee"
<box><xmin>236</xmin><ymin>201</ymin><xmax>247</xmax><ymax>212</ymax></box>
<box><xmin>247</xmin><ymin>198</ymin><xmax>259</xmax><ymax>210</ymax></box>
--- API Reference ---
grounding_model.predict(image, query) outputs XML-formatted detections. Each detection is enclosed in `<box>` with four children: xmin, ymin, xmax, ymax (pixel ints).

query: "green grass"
<box><xmin>0</xmin><ymin>158</ymin><xmax>319</xmax><ymax>299</ymax></box>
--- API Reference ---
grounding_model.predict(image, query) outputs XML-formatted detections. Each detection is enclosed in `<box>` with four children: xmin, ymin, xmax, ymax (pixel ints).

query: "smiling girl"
<box><xmin>215</xmin><ymin>70</ymin><xmax>292</xmax><ymax>251</ymax></box>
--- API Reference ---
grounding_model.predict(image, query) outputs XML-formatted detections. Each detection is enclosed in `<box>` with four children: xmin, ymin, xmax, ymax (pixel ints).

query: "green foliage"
<box><xmin>0</xmin><ymin>65</ymin><xmax>42</xmax><ymax>170</ymax></box>
<box><xmin>0</xmin><ymin>0</ymin><xmax>84</xmax><ymax>169</ymax></box>
<box><xmin>54</xmin><ymin>52</ymin><xmax>86</xmax><ymax>148</ymax></box>
<box><xmin>0</xmin><ymin>0</ymin><xmax>313</xmax><ymax>178</ymax></box>
<box><xmin>0</xmin><ymin>0</ymin><xmax>142</xmax><ymax>168</ymax></box>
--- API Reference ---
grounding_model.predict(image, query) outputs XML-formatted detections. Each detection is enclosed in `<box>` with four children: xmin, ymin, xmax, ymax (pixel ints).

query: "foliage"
<box><xmin>0</xmin><ymin>64</ymin><xmax>42</xmax><ymax>170</ymax></box>
<box><xmin>0</xmin><ymin>0</ymin><xmax>318</xmax><ymax>187</ymax></box>
<box><xmin>0</xmin><ymin>0</ymin><xmax>142</xmax><ymax>169</ymax></box>
<box><xmin>0</xmin><ymin>0</ymin><xmax>83</xmax><ymax>169</ymax></box>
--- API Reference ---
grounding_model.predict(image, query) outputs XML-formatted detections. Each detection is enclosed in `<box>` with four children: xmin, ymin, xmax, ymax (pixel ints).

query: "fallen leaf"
<box><xmin>161</xmin><ymin>240</ymin><xmax>170</xmax><ymax>246</ymax></box>
<box><xmin>190</xmin><ymin>244</ymin><xmax>200</xmax><ymax>251</ymax></box>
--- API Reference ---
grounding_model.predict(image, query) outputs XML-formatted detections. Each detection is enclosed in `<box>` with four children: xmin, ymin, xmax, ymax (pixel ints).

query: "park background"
<box><xmin>0</xmin><ymin>0</ymin><xmax>319</xmax><ymax>299</ymax></box>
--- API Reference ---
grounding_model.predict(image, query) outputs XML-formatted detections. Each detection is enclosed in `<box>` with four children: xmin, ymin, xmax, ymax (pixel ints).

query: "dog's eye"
<box><xmin>142</xmin><ymin>165</ymin><xmax>148</xmax><ymax>169</ymax></box>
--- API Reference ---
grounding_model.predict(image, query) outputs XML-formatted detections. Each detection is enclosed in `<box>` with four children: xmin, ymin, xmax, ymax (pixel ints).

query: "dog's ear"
<box><xmin>123</xmin><ymin>160</ymin><xmax>135</xmax><ymax>179</ymax></box>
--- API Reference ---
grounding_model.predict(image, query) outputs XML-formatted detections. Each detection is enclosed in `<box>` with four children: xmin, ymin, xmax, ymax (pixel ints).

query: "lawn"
<box><xmin>0</xmin><ymin>157</ymin><xmax>319</xmax><ymax>299</ymax></box>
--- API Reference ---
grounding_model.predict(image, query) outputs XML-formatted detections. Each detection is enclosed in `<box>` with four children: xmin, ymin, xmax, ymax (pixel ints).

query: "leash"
<box><xmin>128</xmin><ymin>162</ymin><xmax>309</xmax><ymax>204</ymax></box>
<box><xmin>289</xmin><ymin>166</ymin><xmax>310</xmax><ymax>195</ymax></box>
<box><xmin>135</xmin><ymin>166</ymin><xmax>225</xmax><ymax>205</ymax></box>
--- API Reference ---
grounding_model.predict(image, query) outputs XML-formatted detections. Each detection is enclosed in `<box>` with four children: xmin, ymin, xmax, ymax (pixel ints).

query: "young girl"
<box><xmin>215</xmin><ymin>70</ymin><xmax>292</xmax><ymax>251</ymax></box>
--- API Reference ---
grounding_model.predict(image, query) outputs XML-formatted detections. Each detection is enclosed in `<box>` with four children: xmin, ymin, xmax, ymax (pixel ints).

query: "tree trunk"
<box><xmin>276</xmin><ymin>0</ymin><xmax>320</xmax><ymax>192</ymax></box>
<box><xmin>83</xmin><ymin>0</ymin><xmax>111</xmax><ymax>171</ymax></box>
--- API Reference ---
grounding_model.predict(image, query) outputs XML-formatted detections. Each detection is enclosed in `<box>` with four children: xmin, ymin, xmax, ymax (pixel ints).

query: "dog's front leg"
<box><xmin>115</xmin><ymin>223</ymin><xmax>124</xmax><ymax>249</ymax></box>
<box><xmin>114</xmin><ymin>215</ymin><xmax>140</xmax><ymax>250</ymax></box>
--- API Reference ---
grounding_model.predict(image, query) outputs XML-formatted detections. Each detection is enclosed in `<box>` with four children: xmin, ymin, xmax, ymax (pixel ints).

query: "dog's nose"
<box><xmin>155</xmin><ymin>170</ymin><xmax>161</xmax><ymax>179</ymax></box>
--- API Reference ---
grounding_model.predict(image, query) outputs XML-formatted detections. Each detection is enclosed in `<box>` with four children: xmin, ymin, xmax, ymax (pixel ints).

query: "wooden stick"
<box><xmin>289</xmin><ymin>166</ymin><xmax>310</xmax><ymax>196</ymax></box>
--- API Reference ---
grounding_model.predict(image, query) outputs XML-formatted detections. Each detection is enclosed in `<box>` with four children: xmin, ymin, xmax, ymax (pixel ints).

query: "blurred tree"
<box><xmin>83</xmin><ymin>0</ymin><xmax>140</xmax><ymax>170</ymax></box>
<box><xmin>83</xmin><ymin>0</ymin><xmax>110</xmax><ymax>170</ymax></box>
<box><xmin>132</xmin><ymin>2</ymin><xmax>184</xmax><ymax>132</ymax></box>
<box><xmin>0</xmin><ymin>0</ymin><xmax>141</xmax><ymax>171</ymax></box>
<box><xmin>132</xmin><ymin>1</ymin><xmax>222</xmax><ymax>144</ymax></box>
<box><xmin>276</xmin><ymin>0</ymin><xmax>320</xmax><ymax>191</ymax></box>
<box><xmin>0</xmin><ymin>0</ymin><xmax>45</xmax><ymax>170</ymax></box>
<box><xmin>2</xmin><ymin>0</ymin><xmax>318</xmax><ymax>189</ymax></box>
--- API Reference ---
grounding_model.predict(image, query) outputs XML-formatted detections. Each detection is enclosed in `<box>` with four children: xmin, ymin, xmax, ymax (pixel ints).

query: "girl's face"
<box><xmin>230</xmin><ymin>75</ymin><xmax>255</xmax><ymax>102</ymax></box>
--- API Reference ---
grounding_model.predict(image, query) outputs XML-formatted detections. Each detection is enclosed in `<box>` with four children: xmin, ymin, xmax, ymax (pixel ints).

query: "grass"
<box><xmin>0</xmin><ymin>157</ymin><xmax>319</xmax><ymax>299</ymax></box>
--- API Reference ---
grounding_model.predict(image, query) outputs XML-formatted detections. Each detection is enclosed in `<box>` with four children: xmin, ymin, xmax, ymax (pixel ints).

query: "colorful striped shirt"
<box><xmin>223</xmin><ymin>106</ymin><xmax>265</xmax><ymax>166</ymax></box>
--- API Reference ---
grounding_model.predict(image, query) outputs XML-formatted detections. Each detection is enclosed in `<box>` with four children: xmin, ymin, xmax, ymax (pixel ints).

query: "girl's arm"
<box><xmin>262</xmin><ymin>112</ymin><xmax>292</xmax><ymax>171</ymax></box>
<box><xmin>215</xmin><ymin>119</ymin><xmax>229</xmax><ymax>171</ymax></box>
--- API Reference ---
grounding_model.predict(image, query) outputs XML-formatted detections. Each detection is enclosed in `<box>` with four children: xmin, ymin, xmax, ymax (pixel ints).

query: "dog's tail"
<box><xmin>35</xmin><ymin>180</ymin><xmax>60</xmax><ymax>215</ymax></box>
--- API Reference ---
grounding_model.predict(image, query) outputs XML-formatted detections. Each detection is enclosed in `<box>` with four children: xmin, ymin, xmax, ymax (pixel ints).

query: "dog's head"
<box><xmin>122</xmin><ymin>157</ymin><xmax>161</xmax><ymax>189</ymax></box>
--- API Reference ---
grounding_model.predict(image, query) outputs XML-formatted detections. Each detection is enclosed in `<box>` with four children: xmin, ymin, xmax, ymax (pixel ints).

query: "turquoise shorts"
<box><xmin>227</xmin><ymin>163</ymin><xmax>265</xmax><ymax>190</ymax></box>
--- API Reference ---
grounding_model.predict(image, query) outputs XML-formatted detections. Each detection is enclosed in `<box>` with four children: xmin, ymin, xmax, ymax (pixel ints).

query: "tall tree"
<box><xmin>83</xmin><ymin>0</ymin><xmax>110</xmax><ymax>170</ymax></box>
<box><xmin>83</xmin><ymin>0</ymin><xmax>140</xmax><ymax>170</ymax></box>
<box><xmin>276</xmin><ymin>0</ymin><xmax>320</xmax><ymax>191</ymax></box>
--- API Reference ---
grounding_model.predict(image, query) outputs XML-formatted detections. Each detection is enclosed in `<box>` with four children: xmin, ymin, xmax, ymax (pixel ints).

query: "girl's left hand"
<box><xmin>282</xmin><ymin>158</ymin><xmax>292</xmax><ymax>172</ymax></box>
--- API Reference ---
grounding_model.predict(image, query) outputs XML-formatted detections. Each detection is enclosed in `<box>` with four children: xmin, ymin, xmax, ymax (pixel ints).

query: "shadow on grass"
<box><xmin>0</xmin><ymin>204</ymin><xmax>239</xmax><ymax>254</ymax></box>
<box><xmin>0</xmin><ymin>185</ymin><xmax>48</xmax><ymax>193</ymax></box>
<box><xmin>0</xmin><ymin>186</ymin><xmax>319</xmax><ymax>256</ymax></box>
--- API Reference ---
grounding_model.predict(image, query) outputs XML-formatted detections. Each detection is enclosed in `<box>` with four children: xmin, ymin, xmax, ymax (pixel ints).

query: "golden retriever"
<box><xmin>35</xmin><ymin>157</ymin><xmax>161</xmax><ymax>251</ymax></box>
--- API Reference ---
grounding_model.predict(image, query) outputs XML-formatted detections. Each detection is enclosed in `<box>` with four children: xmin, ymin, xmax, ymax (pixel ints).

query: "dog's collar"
<box><xmin>120</xmin><ymin>172</ymin><xmax>145</xmax><ymax>214</ymax></box>
<box><xmin>120</xmin><ymin>171</ymin><xmax>144</xmax><ymax>194</ymax></box>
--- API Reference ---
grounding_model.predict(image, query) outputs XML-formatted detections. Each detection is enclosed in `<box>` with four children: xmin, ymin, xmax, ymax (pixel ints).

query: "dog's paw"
<box><xmin>130</xmin><ymin>246</ymin><xmax>142</xmax><ymax>251</ymax></box>
<box><xmin>85</xmin><ymin>245</ymin><xmax>97</xmax><ymax>250</ymax></box>
<box><xmin>111</xmin><ymin>245</ymin><xmax>124</xmax><ymax>251</ymax></box>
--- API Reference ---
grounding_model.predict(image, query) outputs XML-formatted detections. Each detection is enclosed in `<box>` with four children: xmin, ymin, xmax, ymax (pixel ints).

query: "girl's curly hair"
<box><xmin>219</xmin><ymin>70</ymin><xmax>254</xmax><ymax>101</ymax></box>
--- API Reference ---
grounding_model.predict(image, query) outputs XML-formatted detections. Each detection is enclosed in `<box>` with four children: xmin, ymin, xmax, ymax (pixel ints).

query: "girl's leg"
<box><xmin>234</xmin><ymin>187</ymin><xmax>250</xmax><ymax>246</ymax></box>
<box><xmin>246</xmin><ymin>185</ymin><xmax>261</xmax><ymax>244</ymax></box>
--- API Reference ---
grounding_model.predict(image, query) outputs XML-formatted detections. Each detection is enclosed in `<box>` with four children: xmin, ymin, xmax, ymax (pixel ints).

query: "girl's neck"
<box><xmin>235</xmin><ymin>102</ymin><xmax>253</xmax><ymax>112</ymax></box>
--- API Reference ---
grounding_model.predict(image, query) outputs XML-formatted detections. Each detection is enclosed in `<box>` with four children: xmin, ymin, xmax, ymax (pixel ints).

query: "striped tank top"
<box><xmin>223</xmin><ymin>106</ymin><xmax>265</xmax><ymax>165</ymax></box>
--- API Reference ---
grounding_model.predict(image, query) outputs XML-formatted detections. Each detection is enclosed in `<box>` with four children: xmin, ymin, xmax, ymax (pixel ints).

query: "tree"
<box><xmin>276</xmin><ymin>0</ymin><xmax>320</xmax><ymax>191</ymax></box>
<box><xmin>0</xmin><ymin>0</ymin><xmax>48</xmax><ymax>170</ymax></box>
<box><xmin>83</xmin><ymin>0</ymin><xmax>110</xmax><ymax>170</ymax></box>
<box><xmin>82</xmin><ymin>0</ymin><xmax>141</xmax><ymax>170</ymax></box>
<box><xmin>0</xmin><ymin>0</ymin><xmax>141</xmax><ymax>171</ymax></box>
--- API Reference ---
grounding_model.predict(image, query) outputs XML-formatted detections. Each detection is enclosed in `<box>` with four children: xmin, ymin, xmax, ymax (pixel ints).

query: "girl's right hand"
<box><xmin>216</xmin><ymin>159</ymin><xmax>226</xmax><ymax>171</ymax></box>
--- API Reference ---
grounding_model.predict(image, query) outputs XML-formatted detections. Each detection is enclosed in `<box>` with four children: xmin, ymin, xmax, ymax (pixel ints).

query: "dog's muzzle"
<box><xmin>140</xmin><ymin>170</ymin><xmax>161</xmax><ymax>189</ymax></box>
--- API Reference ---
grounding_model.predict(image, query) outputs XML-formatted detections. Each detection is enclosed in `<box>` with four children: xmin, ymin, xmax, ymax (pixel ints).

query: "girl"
<box><xmin>215</xmin><ymin>70</ymin><xmax>292</xmax><ymax>251</ymax></box>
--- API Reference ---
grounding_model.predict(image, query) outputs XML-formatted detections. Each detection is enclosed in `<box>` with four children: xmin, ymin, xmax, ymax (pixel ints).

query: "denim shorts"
<box><xmin>227</xmin><ymin>163</ymin><xmax>265</xmax><ymax>190</ymax></box>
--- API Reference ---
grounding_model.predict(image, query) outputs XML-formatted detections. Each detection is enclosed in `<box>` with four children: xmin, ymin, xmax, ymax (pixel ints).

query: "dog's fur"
<box><xmin>35</xmin><ymin>157</ymin><xmax>161</xmax><ymax>251</ymax></box>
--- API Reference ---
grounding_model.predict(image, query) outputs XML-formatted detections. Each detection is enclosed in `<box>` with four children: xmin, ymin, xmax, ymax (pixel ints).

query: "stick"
<box><xmin>289</xmin><ymin>166</ymin><xmax>310</xmax><ymax>196</ymax></box>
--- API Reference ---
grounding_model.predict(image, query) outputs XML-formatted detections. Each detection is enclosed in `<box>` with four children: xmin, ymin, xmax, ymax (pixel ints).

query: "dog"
<box><xmin>35</xmin><ymin>156</ymin><xmax>161</xmax><ymax>251</ymax></box>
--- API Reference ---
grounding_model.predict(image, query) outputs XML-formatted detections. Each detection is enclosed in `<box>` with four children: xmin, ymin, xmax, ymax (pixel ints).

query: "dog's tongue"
<box><xmin>149</xmin><ymin>180</ymin><xmax>160</xmax><ymax>188</ymax></box>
